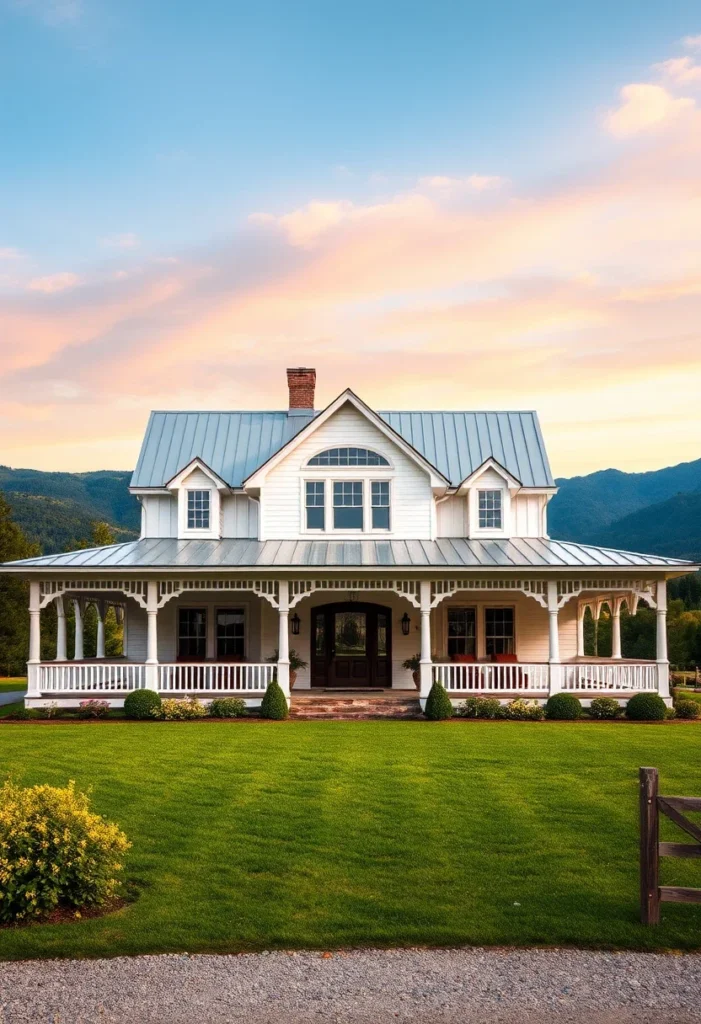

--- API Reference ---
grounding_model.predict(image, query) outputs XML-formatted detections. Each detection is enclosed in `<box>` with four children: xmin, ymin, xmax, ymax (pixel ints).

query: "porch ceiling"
<box><xmin>2</xmin><ymin>536</ymin><xmax>695</xmax><ymax>572</ymax></box>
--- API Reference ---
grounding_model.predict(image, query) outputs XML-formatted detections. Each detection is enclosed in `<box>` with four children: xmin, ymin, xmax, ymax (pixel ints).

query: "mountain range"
<box><xmin>1</xmin><ymin>457</ymin><xmax>700</xmax><ymax>560</ymax></box>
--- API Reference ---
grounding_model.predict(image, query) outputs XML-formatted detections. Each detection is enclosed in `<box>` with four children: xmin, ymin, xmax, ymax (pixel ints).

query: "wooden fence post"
<box><xmin>640</xmin><ymin>767</ymin><xmax>660</xmax><ymax>925</ymax></box>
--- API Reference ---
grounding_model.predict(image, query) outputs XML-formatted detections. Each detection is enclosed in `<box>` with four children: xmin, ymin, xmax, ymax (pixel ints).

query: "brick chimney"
<box><xmin>286</xmin><ymin>367</ymin><xmax>316</xmax><ymax>411</ymax></box>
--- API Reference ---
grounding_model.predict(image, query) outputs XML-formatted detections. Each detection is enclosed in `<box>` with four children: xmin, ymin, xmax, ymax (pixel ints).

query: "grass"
<box><xmin>0</xmin><ymin>720</ymin><xmax>700</xmax><ymax>961</ymax></box>
<box><xmin>0</xmin><ymin>678</ymin><xmax>26</xmax><ymax>694</ymax></box>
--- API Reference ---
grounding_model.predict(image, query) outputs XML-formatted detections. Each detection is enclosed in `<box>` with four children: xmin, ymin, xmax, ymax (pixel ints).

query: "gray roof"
<box><xmin>3</xmin><ymin>537</ymin><xmax>693</xmax><ymax>571</ymax></box>
<box><xmin>130</xmin><ymin>409</ymin><xmax>554</xmax><ymax>489</ymax></box>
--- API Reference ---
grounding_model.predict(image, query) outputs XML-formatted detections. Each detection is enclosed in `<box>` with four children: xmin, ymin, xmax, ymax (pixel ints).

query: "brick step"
<box><xmin>289</xmin><ymin>697</ymin><xmax>422</xmax><ymax>720</ymax></box>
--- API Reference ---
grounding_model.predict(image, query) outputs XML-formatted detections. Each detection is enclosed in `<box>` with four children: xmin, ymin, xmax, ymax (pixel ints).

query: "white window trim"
<box><xmin>303</xmin><ymin>479</ymin><xmax>327</xmax><ymax>533</ymax></box>
<box><xmin>442</xmin><ymin>601</ymin><xmax>517</xmax><ymax>660</ymax></box>
<box><xmin>304</xmin><ymin>445</ymin><xmax>394</xmax><ymax>470</ymax></box>
<box><xmin>177</xmin><ymin>484</ymin><xmax>221</xmax><ymax>540</ymax></box>
<box><xmin>468</xmin><ymin>485</ymin><xmax>510</xmax><ymax>538</ymax></box>
<box><xmin>174</xmin><ymin>599</ymin><xmax>250</xmax><ymax>661</ymax></box>
<box><xmin>300</xmin><ymin>476</ymin><xmax>394</xmax><ymax>537</ymax></box>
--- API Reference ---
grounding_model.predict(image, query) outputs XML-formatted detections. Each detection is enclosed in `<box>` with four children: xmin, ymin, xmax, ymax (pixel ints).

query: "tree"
<box><xmin>77</xmin><ymin>521</ymin><xmax>117</xmax><ymax>550</ymax></box>
<box><xmin>0</xmin><ymin>493</ymin><xmax>39</xmax><ymax>676</ymax></box>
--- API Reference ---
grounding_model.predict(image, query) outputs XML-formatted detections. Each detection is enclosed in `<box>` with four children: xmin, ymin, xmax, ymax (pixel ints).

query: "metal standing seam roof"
<box><xmin>3</xmin><ymin>537</ymin><xmax>693</xmax><ymax>571</ymax></box>
<box><xmin>129</xmin><ymin>409</ymin><xmax>555</xmax><ymax>489</ymax></box>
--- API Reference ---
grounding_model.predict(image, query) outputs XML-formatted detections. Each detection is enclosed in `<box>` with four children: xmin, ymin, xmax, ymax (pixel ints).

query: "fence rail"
<box><xmin>563</xmin><ymin>663</ymin><xmax>658</xmax><ymax>692</ymax></box>
<box><xmin>157</xmin><ymin>663</ymin><xmax>275</xmax><ymax>692</ymax></box>
<box><xmin>433</xmin><ymin>663</ymin><xmax>549</xmax><ymax>692</ymax></box>
<box><xmin>39</xmin><ymin>662</ymin><xmax>145</xmax><ymax>692</ymax></box>
<box><xmin>639</xmin><ymin>767</ymin><xmax>701</xmax><ymax>925</ymax></box>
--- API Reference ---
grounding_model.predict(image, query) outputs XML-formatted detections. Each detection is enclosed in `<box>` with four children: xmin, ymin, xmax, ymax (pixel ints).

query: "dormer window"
<box><xmin>308</xmin><ymin>447</ymin><xmax>389</xmax><ymax>467</ymax></box>
<box><xmin>187</xmin><ymin>489</ymin><xmax>211</xmax><ymax>530</ymax></box>
<box><xmin>478</xmin><ymin>489</ymin><xmax>502</xmax><ymax>530</ymax></box>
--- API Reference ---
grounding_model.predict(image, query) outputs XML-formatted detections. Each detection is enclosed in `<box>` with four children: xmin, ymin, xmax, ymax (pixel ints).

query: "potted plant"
<box><xmin>267</xmin><ymin>649</ymin><xmax>308</xmax><ymax>688</ymax></box>
<box><xmin>402</xmin><ymin>654</ymin><xmax>421</xmax><ymax>689</ymax></box>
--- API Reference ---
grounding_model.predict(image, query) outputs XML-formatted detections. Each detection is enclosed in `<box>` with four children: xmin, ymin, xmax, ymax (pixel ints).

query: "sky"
<box><xmin>2</xmin><ymin>1</ymin><xmax>701</xmax><ymax>479</ymax></box>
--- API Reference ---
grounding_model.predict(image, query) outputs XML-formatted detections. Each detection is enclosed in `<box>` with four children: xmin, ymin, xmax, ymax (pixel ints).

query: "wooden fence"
<box><xmin>639</xmin><ymin>767</ymin><xmax>701</xmax><ymax>925</ymax></box>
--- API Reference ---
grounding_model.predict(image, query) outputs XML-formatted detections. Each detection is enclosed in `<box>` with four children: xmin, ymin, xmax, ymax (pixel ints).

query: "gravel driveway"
<box><xmin>2</xmin><ymin>947</ymin><xmax>700</xmax><ymax>1023</ymax></box>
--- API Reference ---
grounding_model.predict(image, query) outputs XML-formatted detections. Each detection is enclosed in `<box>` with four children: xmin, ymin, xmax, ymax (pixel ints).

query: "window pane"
<box><xmin>178</xmin><ymin>608</ymin><xmax>207</xmax><ymax>659</ymax></box>
<box><xmin>307</xmin><ymin>506</ymin><xmax>325</xmax><ymax>529</ymax></box>
<box><xmin>309</xmin><ymin>447</ymin><xmax>389</xmax><ymax>466</ymax></box>
<box><xmin>335</xmin><ymin>506</ymin><xmax>363</xmax><ymax>529</ymax></box>
<box><xmin>305</xmin><ymin>481</ymin><xmax>325</xmax><ymax>529</ymax></box>
<box><xmin>377</xmin><ymin>613</ymin><xmax>388</xmax><ymax>656</ymax></box>
<box><xmin>216</xmin><ymin>609</ymin><xmax>245</xmax><ymax>659</ymax></box>
<box><xmin>187</xmin><ymin>489</ymin><xmax>211</xmax><ymax>529</ymax></box>
<box><xmin>315</xmin><ymin>613</ymin><xmax>326</xmax><ymax>656</ymax></box>
<box><xmin>333</xmin><ymin>481</ymin><xmax>363</xmax><ymax>529</ymax></box>
<box><xmin>371</xmin><ymin>481</ymin><xmax>390</xmax><ymax>530</ymax></box>
<box><xmin>335</xmin><ymin>612</ymin><xmax>367</xmax><ymax>655</ymax></box>
<box><xmin>485</xmin><ymin>607</ymin><xmax>515</xmax><ymax>655</ymax></box>
<box><xmin>478</xmin><ymin>489</ymin><xmax>502</xmax><ymax>529</ymax></box>
<box><xmin>372</xmin><ymin>506</ymin><xmax>390</xmax><ymax>529</ymax></box>
<box><xmin>447</xmin><ymin>607</ymin><xmax>476</xmax><ymax>657</ymax></box>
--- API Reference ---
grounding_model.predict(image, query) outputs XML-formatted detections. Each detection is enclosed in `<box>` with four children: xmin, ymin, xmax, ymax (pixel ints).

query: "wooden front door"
<box><xmin>311</xmin><ymin>602</ymin><xmax>392</xmax><ymax>688</ymax></box>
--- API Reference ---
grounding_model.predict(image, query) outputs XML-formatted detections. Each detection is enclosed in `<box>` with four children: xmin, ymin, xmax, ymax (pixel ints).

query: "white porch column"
<box><xmin>277</xmin><ymin>580</ymin><xmax>290</xmax><ymax>698</ymax></box>
<box><xmin>55</xmin><ymin>595</ymin><xmax>67</xmax><ymax>662</ymax></box>
<box><xmin>419</xmin><ymin>580</ymin><xmax>432</xmax><ymax>700</ymax></box>
<box><xmin>576</xmin><ymin>604</ymin><xmax>585</xmax><ymax>658</ymax></box>
<box><xmin>611</xmin><ymin>598</ymin><xmax>622</xmax><ymax>660</ymax></box>
<box><xmin>96</xmin><ymin>601</ymin><xmax>106</xmax><ymax>659</ymax></box>
<box><xmin>145</xmin><ymin>581</ymin><xmax>159</xmax><ymax>690</ymax></box>
<box><xmin>547</xmin><ymin>580</ymin><xmax>562</xmax><ymax>694</ymax></box>
<box><xmin>27</xmin><ymin>581</ymin><xmax>42</xmax><ymax>699</ymax></box>
<box><xmin>72</xmin><ymin>599</ymin><xmax>84</xmax><ymax>661</ymax></box>
<box><xmin>656</xmin><ymin>579</ymin><xmax>670</xmax><ymax>700</ymax></box>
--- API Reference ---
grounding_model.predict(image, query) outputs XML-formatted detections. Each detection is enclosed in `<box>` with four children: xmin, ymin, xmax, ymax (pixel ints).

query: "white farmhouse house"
<box><xmin>2</xmin><ymin>368</ymin><xmax>697</xmax><ymax>711</ymax></box>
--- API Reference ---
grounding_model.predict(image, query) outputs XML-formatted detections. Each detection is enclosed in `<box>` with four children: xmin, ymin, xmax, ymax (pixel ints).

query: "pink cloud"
<box><xmin>605</xmin><ymin>83</ymin><xmax>695</xmax><ymax>136</ymax></box>
<box><xmin>27</xmin><ymin>272</ymin><xmax>82</xmax><ymax>294</ymax></box>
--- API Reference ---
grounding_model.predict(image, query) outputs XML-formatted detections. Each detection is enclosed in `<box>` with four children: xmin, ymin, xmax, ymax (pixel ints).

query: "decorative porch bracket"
<box><xmin>430</xmin><ymin>578</ymin><xmax>549</xmax><ymax>609</ymax></box>
<box><xmin>288</xmin><ymin>578</ymin><xmax>421</xmax><ymax>609</ymax></box>
<box><xmin>557</xmin><ymin>578</ymin><xmax>658</xmax><ymax>611</ymax></box>
<box><xmin>39</xmin><ymin>579</ymin><xmax>149</xmax><ymax>609</ymax></box>
<box><xmin>156</xmin><ymin>579</ymin><xmax>280</xmax><ymax>609</ymax></box>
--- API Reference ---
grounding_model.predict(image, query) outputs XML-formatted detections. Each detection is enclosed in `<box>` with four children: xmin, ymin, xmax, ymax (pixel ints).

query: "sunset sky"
<box><xmin>2</xmin><ymin>1</ymin><xmax>701</xmax><ymax>479</ymax></box>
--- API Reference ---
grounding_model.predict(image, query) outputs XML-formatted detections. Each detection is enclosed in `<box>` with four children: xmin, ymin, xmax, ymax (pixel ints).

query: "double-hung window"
<box><xmin>485</xmin><ymin>607</ymin><xmax>515</xmax><ymax>655</ymax></box>
<box><xmin>305</xmin><ymin>481</ymin><xmax>325</xmax><ymax>530</ymax></box>
<box><xmin>478</xmin><ymin>489</ymin><xmax>502</xmax><ymax>529</ymax></box>
<box><xmin>447</xmin><ymin>607</ymin><xmax>477</xmax><ymax>657</ymax></box>
<box><xmin>187</xmin><ymin>490</ymin><xmax>211</xmax><ymax>530</ymax></box>
<box><xmin>371</xmin><ymin>481</ymin><xmax>390</xmax><ymax>530</ymax></box>
<box><xmin>333</xmin><ymin>481</ymin><xmax>363</xmax><ymax>529</ymax></box>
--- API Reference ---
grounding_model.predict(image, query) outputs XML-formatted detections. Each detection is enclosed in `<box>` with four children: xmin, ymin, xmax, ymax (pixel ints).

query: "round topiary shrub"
<box><xmin>544</xmin><ymin>693</ymin><xmax>583</xmax><ymax>720</ymax></box>
<box><xmin>588</xmin><ymin>696</ymin><xmax>622</xmax><ymax>720</ymax></box>
<box><xmin>123</xmin><ymin>688</ymin><xmax>161</xmax><ymax>720</ymax></box>
<box><xmin>0</xmin><ymin>779</ymin><xmax>130</xmax><ymax>924</ymax></box>
<box><xmin>208</xmin><ymin>697</ymin><xmax>247</xmax><ymax>718</ymax></box>
<box><xmin>260</xmin><ymin>680</ymin><xmax>289</xmax><ymax>720</ymax></box>
<box><xmin>625</xmin><ymin>692</ymin><xmax>667</xmax><ymax>721</ymax></box>
<box><xmin>675</xmin><ymin>699</ymin><xmax>701</xmax><ymax>720</ymax></box>
<box><xmin>424</xmin><ymin>681</ymin><xmax>454</xmax><ymax>720</ymax></box>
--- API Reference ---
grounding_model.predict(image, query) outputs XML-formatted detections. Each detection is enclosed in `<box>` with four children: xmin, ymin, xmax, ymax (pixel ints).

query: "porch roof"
<box><xmin>2</xmin><ymin>537</ymin><xmax>695</xmax><ymax>572</ymax></box>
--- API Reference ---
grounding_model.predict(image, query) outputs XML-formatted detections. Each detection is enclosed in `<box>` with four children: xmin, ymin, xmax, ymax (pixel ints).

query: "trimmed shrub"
<box><xmin>157</xmin><ymin>697</ymin><xmax>207</xmax><ymax>721</ymax></box>
<box><xmin>78</xmin><ymin>700</ymin><xmax>111</xmax><ymax>719</ymax></box>
<box><xmin>208</xmin><ymin>697</ymin><xmax>247</xmax><ymax>718</ymax></box>
<box><xmin>499</xmin><ymin>698</ymin><xmax>545</xmax><ymax>721</ymax></box>
<box><xmin>588</xmin><ymin>697</ymin><xmax>622</xmax><ymax>720</ymax></box>
<box><xmin>625</xmin><ymin>692</ymin><xmax>667</xmax><ymax>721</ymax></box>
<box><xmin>0</xmin><ymin>779</ymin><xmax>130</xmax><ymax>924</ymax></box>
<box><xmin>8</xmin><ymin>707</ymin><xmax>33</xmax><ymax>720</ymax></box>
<box><xmin>544</xmin><ymin>693</ymin><xmax>582</xmax><ymax>721</ymax></box>
<box><xmin>675</xmin><ymin>699</ymin><xmax>701</xmax><ymax>720</ymax></box>
<box><xmin>260</xmin><ymin>680</ymin><xmax>289</xmax><ymax>720</ymax></box>
<box><xmin>424</xmin><ymin>681</ymin><xmax>454</xmax><ymax>720</ymax></box>
<box><xmin>123</xmin><ymin>689</ymin><xmax>161</xmax><ymax>720</ymax></box>
<box><xmin>455</xmin><ymin>696</ymin><xmax>501</xmax><ymax>719</ymax></box>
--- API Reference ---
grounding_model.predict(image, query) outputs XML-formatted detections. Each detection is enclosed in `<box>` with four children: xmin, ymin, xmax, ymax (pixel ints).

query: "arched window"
<box><xmin>308</xmin><ymin>447</ymin><xmax>389</xmax><ymax>467</ymax></box>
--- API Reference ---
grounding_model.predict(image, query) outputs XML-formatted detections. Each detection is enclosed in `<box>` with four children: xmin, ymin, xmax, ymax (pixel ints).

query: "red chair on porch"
<box><xmin>492</xmin><ymin>652</ymin><xmax>524</xmax><ymax>688</ymax></box>
<box><xmin>451</xmin><ymin>653</ymin><xmax>477</xmax><ymax>687</ymax></box>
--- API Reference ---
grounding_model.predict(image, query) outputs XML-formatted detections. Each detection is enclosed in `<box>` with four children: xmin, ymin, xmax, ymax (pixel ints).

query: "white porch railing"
<box><xmin>562</xmin><ymin>663</ymin><xmax>659</xmax><ymax>692</ymax></box>
<box><xmin>433</xmin><ymin>663</ymin><xmax>550</xmax><ymax>692</ymax></box>
<box><xmin>39</xmin><ymin>662</ymin><xmax>146</xmax><ymax>692</ymax></box>
<box><xmin>157</xmin><ymin>663</ymin><xmax>275</xmax><ymax>692</ymax></box>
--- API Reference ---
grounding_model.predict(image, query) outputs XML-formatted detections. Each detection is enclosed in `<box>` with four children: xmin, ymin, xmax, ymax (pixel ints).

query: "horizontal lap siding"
<box><xmin>261</xmin><ymin>406</ymin><xmax>433</xmax><ymax>539</ymax></box>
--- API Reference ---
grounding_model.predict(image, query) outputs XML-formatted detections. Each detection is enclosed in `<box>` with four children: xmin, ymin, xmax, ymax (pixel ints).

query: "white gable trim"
<box><xmin>243</xmin><ymin>389</ymin><xmax>449</xmax><ymax>490</ymax></box>
<box><xmin>165</xmin><ymin>458</ymin><xmax>230</xmax><ymax>492</ymax></box>
<box><xmin>457</xmin><ymin>458</ymin><xmax>522</xmax><ymax>494</ymax></box>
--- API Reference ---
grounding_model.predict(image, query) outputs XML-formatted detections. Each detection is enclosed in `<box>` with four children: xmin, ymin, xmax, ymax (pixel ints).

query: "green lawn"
<box><xmin>1</xmin><ymin>721</ymin><xmax>701</xmax><ymax>960</ymax></box>
<box><xmin>0</xmin><ymin>678</ymin><xmax>26</xmax><ymax>693</ymax></box>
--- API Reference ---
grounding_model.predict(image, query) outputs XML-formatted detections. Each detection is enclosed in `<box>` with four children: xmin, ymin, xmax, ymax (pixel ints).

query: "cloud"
<box><xmin>654</xmin><ymin>56</ymin><xmax>701</xmax><ymax>85</ymax></box>
<box><xmin>27</xmin><ymin>272</ymin><xmax>81</xmax><ymax>293</ymax></box>
<box><xmin>605</xmin><ymin>83</ymin><xmax>695</xmax><ymax>136</ymax></box>
<box><xmin>101</xmin><ymin>232</ymin><xmax>140</xmax><ymax>250</ymax></box>
<box><xmin>419</xmin><ymin>174</ymin><xmax>506</xmax><ymax>191</ymax></box>
<box><xmin>0</xmin><ymin>247</ymin><xmax>24</xmax><ymax>260</ymax></box>
<box><xmin>683</xmin><ymin>34</ymin><xmax>701</xmax><ymax>49</ymax></box>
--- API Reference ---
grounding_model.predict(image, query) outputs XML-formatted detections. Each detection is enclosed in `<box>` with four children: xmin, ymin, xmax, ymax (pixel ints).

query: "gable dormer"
<box><xmin>166</xmin><ymin>458</ymin><xmax>230</xmax><ymax>540</ymax></box>
<box><xmin>456</xmin><ymin>459</ymin><xmax>522</xmax><ymax>539</ymax></box>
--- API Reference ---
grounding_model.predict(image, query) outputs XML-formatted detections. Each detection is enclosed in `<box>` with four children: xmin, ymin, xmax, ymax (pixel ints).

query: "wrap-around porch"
<box><xmin>26</xmin><ymin>573</ymin><xmax>672</xmax><ymax>707</ymax></box>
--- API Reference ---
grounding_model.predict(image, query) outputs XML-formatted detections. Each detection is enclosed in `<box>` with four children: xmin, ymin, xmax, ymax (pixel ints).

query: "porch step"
<box><xmin>289</xmin><ymin>695</ymin><xmax>422</xmax><ymax>720</ymax></box>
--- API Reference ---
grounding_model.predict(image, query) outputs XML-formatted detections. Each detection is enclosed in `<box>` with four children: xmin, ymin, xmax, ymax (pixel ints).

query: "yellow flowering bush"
<box><xmin>155</xmin><ymin>697</ymin><xmax>207</xmax><ymax>720</ymax></box>
<box><xmin>0</xmin><ymin>779</ymin><xmax>130</xmax><ymax>924</ymax></box>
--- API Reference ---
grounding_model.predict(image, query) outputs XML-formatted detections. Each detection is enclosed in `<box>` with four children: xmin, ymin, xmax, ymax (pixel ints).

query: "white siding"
<box><xmin>221</xmin><ymin>494</ymin><xmax>258</xmax><ymax>538</ymax></box>
<box><xmin>436</xmin><ymin>496</ymin><xmax>467</xmax><ymax>537</ymax></box>
<box><xmin>140</xmin><ymin>496</ymin><xmax>178</xmax><ymax>538</ymax></box>
<box><xmin>126</xmin><ymin>595</ymin><xmax>263</xmax><ymax>663</ymax></box>
<box><xmin>260</xmin><ymin>404</ymin><xmax>433</xmax><ymax>540</ymax></box>
<box><xmin>511</xmin><ymin>494</ymin><xmax>546</xmax><ymax>538</ymax></box>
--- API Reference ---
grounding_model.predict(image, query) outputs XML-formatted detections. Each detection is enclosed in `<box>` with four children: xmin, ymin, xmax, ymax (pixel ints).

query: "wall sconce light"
<box><xmin>401</xmin><ymin>612</ymin><xmax>411</xmax><ymax>636</ymax></box>
<box><xmin>291</xmin><ymin>613</ymin><xmax>301</xmax><ymax>636</ymax></box>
